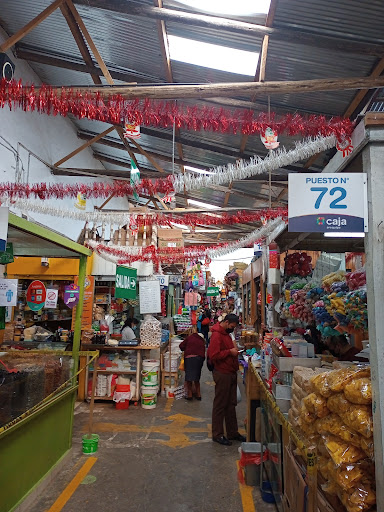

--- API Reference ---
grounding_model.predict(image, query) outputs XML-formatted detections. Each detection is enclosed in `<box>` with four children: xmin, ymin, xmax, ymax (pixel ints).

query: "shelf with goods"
<box><xmin>81</xmin><ymin>343</ymin><xmax>146</xmax><ymax>402</ymax></box>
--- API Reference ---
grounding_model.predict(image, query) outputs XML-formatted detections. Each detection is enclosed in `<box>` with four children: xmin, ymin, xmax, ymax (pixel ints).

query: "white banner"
<box><xmin>0</xmin><ymin>278</ymin><xmax>18</xmax><ymax>306</ymax></box>
<box><xmin>288</xmin><ymin>173</ymin><xmax>368</xmax><ymax>233</ymax></box>
<box><xmin>139</xmin><ymin>280</ymin><xmax>161</xmax><ymax>314</ymax></box>
<box><xmin>45</xmin><ymin>288</ymin><xmax>59</xmax><ymax>309</ymax></box>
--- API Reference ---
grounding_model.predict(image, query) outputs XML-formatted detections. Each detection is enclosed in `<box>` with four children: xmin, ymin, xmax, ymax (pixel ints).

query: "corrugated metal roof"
<box><xmin>1</xmin><ymin>0</ymin><xmax>382</xmax><ymax>233</ymax></box>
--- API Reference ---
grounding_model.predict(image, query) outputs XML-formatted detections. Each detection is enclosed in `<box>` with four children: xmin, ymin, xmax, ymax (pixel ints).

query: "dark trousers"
<box><xmin>212</xmin><ymin>370</ymin><xmax>238</xmax><ymax>439</ymax></box>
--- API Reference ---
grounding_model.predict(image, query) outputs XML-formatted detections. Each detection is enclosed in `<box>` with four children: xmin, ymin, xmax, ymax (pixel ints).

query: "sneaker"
<box><xmin>213</xmin><ymin>435</ymin><xmax>232</xmax><ymax>446</ymax></box>
<box><xmin>228</xmin><ymin>433</ymin><xmax>246</xmax><ymax>442</ymax></box>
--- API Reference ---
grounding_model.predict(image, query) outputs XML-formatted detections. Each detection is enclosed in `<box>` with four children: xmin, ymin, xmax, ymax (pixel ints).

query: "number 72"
<box><xmin>310</xmin><ymin>187</ymin><xmax>347</xmax><ymax>209</ymax></box>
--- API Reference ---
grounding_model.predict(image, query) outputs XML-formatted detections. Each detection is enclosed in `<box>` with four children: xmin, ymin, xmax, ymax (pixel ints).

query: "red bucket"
<box><xmin>116</xmin><ymin>400</ymin><xmax>129</xmax><ymax>410</ymax></box>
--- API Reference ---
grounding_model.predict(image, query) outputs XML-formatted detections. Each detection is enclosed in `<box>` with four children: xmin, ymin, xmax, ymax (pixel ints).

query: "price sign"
<box><xmin>288</xmin><ymin>173</ymin><xmax>368</xmax><ymax>233</ymax></box>
<box><xmin>154</xmin><ymin>275</ymin><xmax>169</xmax><ymax>287</ymax></box>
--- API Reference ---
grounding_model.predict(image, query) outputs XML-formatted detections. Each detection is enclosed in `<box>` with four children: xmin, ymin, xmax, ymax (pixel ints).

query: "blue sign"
<box><xmin>288</xmin><ymin>173</ymin><xmax>368</xmax><ymax>233</ymax></box>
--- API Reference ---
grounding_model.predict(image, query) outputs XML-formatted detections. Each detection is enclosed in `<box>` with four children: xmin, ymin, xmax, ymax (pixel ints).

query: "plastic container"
<box><xmin>116</xmin><ymin>400</ymin><xmax>129</xmax><ymax>410</ymax></box>
<box><xmin>141</xmin><ymin>386</ymin><xmax>158</xmax><ymax>409</ymax></box>
<box><xmin>240</xmin><ymin>442</ymin><xmax>268</xmax><ymax>486</ymax></box>
<box><xmin>163</xmin><ymin>353</ymin><xmax>179</xmax><ymax>372</ymax></box>
<box><xmin>82</xmin><ymin>434</ymin><xmax>99</xmax><ymax>454</ymax></box>
<box><xmin>261</xmin><ymin>481</ymin><xmax>275</xmax><ymax>503</ymax></box>
<box><xmin>165</xmin><ymin>386</ymin><xmax>175</xmax><ymax>398</ymax></box>
<box><xmin>141</xmin><ymin>359</ymin><xmax>160</xmax><ymax>387</ymax></box>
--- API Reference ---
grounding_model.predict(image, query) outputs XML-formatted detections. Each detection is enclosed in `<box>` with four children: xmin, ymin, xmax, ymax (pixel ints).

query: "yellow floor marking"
<box><xmin>85</xmin><ymin>413</ymin><xmax>207</xmax><ymax>449</ymax></box>
<box><xmin>237</xmin><ymin>461</ymin><xmax>256</xmax><ymax>512</ymax></box>
<box><xmin>164</xmin><ymin>398</ymin><xmax>173</xmax><ymax>412</ymax></box>
<box><xmin>46</xmin><ymin>457</ymin><xmax>97</xmax><ymax>512</ymax></box>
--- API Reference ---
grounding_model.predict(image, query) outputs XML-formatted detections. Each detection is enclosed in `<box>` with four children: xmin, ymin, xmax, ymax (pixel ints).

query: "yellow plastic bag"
<box><xmin>179</xmin><ymin>356</ymin><xmax>185</xmax><ymax>371</ymax></box>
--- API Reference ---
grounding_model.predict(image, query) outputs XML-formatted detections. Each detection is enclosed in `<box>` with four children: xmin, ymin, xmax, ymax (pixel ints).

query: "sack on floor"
<box><xmin>237</xmin><ymin>384</ymin><xmax>242</xmax><ymax>404</ymax></box>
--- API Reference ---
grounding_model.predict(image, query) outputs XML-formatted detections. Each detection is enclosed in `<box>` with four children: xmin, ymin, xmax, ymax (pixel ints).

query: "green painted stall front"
<box><xmin>0</xmin><ymin>387</ymin><xmax>76</xmax><ymax>512</ymax></box>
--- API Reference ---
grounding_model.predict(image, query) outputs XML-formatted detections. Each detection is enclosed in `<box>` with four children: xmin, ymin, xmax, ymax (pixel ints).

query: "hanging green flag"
<box><xmin>130</xmin><ymin>159</ymin><xmax>140</xmax><ymax>200</ymax></box>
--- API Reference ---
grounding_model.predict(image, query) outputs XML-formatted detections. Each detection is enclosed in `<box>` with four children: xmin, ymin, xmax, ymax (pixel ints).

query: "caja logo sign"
<box><xmin>316</xmin><ymin>217</ymin><xmax>325</xmax><ymax>226</ymax></box>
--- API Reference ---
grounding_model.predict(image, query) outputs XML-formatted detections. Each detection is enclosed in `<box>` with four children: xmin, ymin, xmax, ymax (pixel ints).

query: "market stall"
<box><xmin>0</xmin><ymin>212</ymin><xmax>91</xmax><ymax>512</ymax></box>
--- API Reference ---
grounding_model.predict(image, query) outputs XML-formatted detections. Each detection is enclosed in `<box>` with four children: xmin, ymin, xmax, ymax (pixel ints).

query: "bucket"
<box><xmin>240</xmin><ymin>442</ymin><xmax>268</xmax><ymax>486</ymax></box>
<box><xmin>165</xmin><ymin>386</ymin><xmax>175</xmax><ymax>399</ymax></box>
<box><xmin>163</xmin><ymin>353</ymin><xmax>179</xmax><ymax>372</ymax></box>
<box><xmin>141</xmin><ymin>359</ymin><xmax>160</xmax><ymax>386</ymax></box>
<box><xmin>141</xmin><ymin>386</ymin><xmax>158</xmax><ymax>409</ymax></box>
<box><xmin>82</xmin><ymin>434</ymin><xmax>99</xmax><ymax>454</ymax></box>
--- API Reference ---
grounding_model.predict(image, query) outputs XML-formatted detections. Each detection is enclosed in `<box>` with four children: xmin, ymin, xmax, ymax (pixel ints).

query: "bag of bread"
<box><xmin>344</xmin><ymin>378</ymin><xmax>372</xmax><ymax>405</ymax></box>
<box><xmin>360</xmin><ymin>437</ymin><xmax>374</xmax><ymax>459</ymax></box>
<box><xmin>327</xmin><ymin>393</ymin><xmax>351</xmax><ymax>414</ymax></box>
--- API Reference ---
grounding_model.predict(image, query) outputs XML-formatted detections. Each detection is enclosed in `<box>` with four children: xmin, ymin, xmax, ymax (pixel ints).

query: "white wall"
<box><xmin>0</xmin><ymin>28</ymin><xmax>130</xmax><ymax>241</ymax></box>
<box><xmin>210</xmin><ymin>248</ymin><xmax>254</xmax><ymax>282</ymax></box>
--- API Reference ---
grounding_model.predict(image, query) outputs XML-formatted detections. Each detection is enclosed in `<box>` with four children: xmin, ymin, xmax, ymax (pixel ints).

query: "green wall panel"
<box><xmin>0</xmin><ymin>389</ymin><xmax>75</xmax><ymax>512</ymax></box>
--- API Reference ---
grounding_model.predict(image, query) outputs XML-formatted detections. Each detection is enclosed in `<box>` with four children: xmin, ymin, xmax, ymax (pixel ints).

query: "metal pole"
<box><xmin>72</xmin><ymin>255</ymin><xmax>87</xmax><ymax>377</ymax></box>
<box><xmin>363</xmin><ymin>140</ymin><xmax>384</xmax><ymax>510</ymax></box>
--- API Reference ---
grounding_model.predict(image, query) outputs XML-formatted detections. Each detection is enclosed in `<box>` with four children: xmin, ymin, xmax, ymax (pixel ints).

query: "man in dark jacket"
<box><xmin>207</xmin><ymin>314</ymin><xmax>246</xmax><ymax>446</ymax></box>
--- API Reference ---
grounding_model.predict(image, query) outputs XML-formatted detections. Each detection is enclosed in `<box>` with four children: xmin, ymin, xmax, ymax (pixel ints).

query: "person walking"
<box><xmin>179</xmin><ymin>328</ymin><xmax>206</xmax><ymax>400</ymax></box>
<box><xmin>207</xmin><ymin>314</ymin><xmax>246</xmax><ymax>446</ymax></box>
<box><xmin>200</xmin><ymin>306</ymin><xmax>211</xmax><ymax>347</ymax></box>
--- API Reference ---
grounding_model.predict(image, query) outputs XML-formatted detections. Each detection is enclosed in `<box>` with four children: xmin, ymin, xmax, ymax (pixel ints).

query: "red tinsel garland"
<box><xmin>131</xmin><ymin>208</ymin><xmax>287</xmax><ymax>228</ymax></box>
<box><xmin>0</xmin><ymin>178</ymin><xmax>174</xmax><ymax>200</ymax></box>
<box><xmin>0</xmin><ymin>79</ymin><xmax>354</xmax><ymax>138</ymax></box>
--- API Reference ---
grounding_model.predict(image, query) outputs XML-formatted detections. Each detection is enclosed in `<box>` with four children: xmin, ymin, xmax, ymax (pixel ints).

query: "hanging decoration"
<box><xmin>336</xmin><ymin>136</ymin><xmax>354</xmax><ymax>157</ymax></box>
<box><xmin>74</xmin><ymin>191</ymin><xmax>86</xmax><ymax>210</ymax></box>
<box><xmin>0</xmin><ymin>135</ymin><xmax>337</xmax><ymax>201</ymax></box>
<box><xmin>1</xmin><ymin>196</ymin><xmax>287</xmax><ymax>227</ymax></box>
<box><xmin>123</xmin><ymin>119</ymin><xmax>141</xmax><ymax>139</ymax></box>
<box><xmin>130</xmin><ymin>158</ymin><xmax>140</xmax><ymax>201</ymax></box>
<box><xmin>260</xmin><ymin>127</ymin><xmax>279</xmax><ymax>149</ymax></box>
<box><xmin>85</xmin><ymin>218</ymin><xmax>283</xmax><ymax>269</ymax></box>
<box><xmin>0</xmin><ymin>80</ymin><xmax>354</xmax><ymax>139</ymax></box>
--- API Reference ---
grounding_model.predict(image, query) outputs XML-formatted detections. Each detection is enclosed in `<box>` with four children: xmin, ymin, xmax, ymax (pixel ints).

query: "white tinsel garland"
<box><xmin>1</xmin><ymin>135</ymin><xmax>336</xmax><ymax>222</ymax></box>
<box><xmin>86</xmin><ymin>218</ymin><xmax>284</xmax><ymax>263</ymax></box>
<box><xmin>171</xmin><ymin>135</ymin><xmax>336</xmax><ymax>193</ymax></box>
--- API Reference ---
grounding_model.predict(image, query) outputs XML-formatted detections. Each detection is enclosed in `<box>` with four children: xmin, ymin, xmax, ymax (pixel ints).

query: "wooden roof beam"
<box><xmin>35</xmin><ymin>75</ymin><xmax>384</xmax><ymax>100</ymax></box>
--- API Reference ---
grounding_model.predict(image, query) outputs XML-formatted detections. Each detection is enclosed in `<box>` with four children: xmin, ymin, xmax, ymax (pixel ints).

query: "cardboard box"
<box><xmin>283</xmin><ymin>447</ymin><xmax>306</xmax><ymax>512</ymax></box>
<box><xmin>157</xmin><ymin>228</ymin><xmax>184</xmax><ymax>248</ymax></box>
<box><xmin>272</xmin><ymin>353</ymin><xmax>321</xmax><ymax>372</ymax></box>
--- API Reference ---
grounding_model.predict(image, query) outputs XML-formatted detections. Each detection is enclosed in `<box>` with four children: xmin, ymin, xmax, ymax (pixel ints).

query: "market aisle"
<box><xmin>29</xmin><ymin>367</ymin><xmax>275</xmax><ymax>512</ymax></box>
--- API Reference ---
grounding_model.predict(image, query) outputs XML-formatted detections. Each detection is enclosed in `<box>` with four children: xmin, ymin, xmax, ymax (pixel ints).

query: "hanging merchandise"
<box><xmin>63</xmin><ymin>283</ymin><xmax>80</xmax><ymax>309</ymax></box>
<box><xmin>260</xmin><ymin>127</ymin><xmax>279</xmax><ymax>149</ymax></box>
<box><xmin>26</xmin><ymin>280</ymin><xmax>46</xmax><ymax>311</ymax></box>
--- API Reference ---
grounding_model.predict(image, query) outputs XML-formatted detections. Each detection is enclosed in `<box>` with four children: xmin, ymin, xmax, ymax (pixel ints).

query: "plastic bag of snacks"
<box><xmin>311</xmin><ymin>372</ymin><xmax>333</xmax><ymax>398</ymax></box>
<box><xmin>327</xmin><ymin>367</ymin><xmax>370</xmax><ymax>393</ymax></box>
<box><xmin>344</xmin><ymin>377</ymin><xmax>372</xmax><ymax>405</ymax></box>
<box><xmin>340</xmin><ymin>481</ymin><xmax>376</xmax><ymax>512</ymax></box>
<box><xmin>327</xmin><ymin>394</ymin><xmax>373</xmax><ymax>439</ymax></box>
<box><xmin>316</xmin><ymin>414</ymin><xmax>361</xmax><ymax>448</ymax></box>
<box><xmin>323</xmin><ymin>434</ymin><xmax>366</xmax><ymax>466</ymax></box>
<box><xmin>302</xmin><ymin>393</ymin><xmax>330</xmax><ymax>418</ymax></box>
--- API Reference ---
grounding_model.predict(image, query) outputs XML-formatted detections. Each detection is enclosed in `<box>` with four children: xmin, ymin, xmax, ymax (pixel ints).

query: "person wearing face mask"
<box><xmin>207</xmin><ymin>313</ymin><xmax>245</xmax><ymax>446</ymax></box>
<box><xmin>121</xmin><ymin>318</ymin><xmax>139</xmax><ymax>341</ymax></box>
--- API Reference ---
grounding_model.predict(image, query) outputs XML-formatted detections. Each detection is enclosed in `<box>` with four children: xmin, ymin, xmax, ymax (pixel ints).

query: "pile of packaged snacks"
<box><xmin>297</xmin><ymin>366</ymin><xmax>375</xmax><ymax>512</ymax></box>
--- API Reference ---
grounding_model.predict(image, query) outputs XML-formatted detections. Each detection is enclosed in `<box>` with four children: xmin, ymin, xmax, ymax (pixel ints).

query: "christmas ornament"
<box><xmin>74</xmin><ymin>192</ymin><xmax>86</xmax><ymax>210</ymax></box>
<box><xmin>260</xmin><ymin>127</ymin><xmax>279</xmax><ymax>149</ymax></box>
<box><xmin>123</xmin><ymin>119</ymin><xmax>140</xmax><ymax>139</ymax></box>
<box><xmin>336</xmin><ymin>136</ymin><xmax>354</xmax><ymax>157</ymax></box>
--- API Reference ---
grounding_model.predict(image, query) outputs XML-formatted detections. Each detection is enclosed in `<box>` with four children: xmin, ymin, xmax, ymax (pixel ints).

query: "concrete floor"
<box><xmin>29</xmin><ymin>367</ymin><xmax>276</xmax><ymax>512</ymax></box>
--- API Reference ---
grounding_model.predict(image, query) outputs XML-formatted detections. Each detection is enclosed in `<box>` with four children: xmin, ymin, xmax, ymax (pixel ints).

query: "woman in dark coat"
<box><xmin>179</xmin><ymin>328</ymin><xmax>206</xmax><ymax>400</ymax></box>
